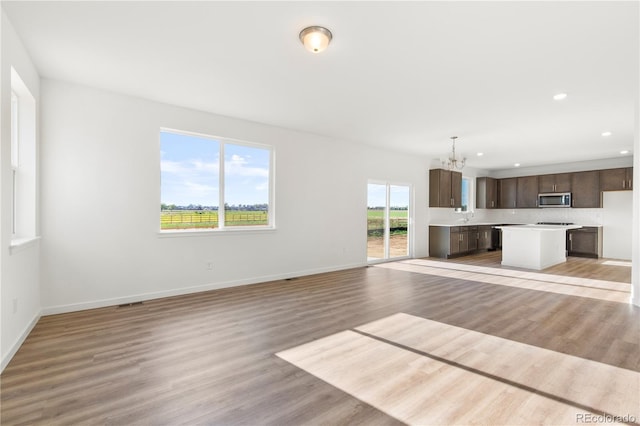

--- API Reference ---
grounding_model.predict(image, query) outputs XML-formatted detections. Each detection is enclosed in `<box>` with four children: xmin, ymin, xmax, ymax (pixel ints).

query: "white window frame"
<box><xmin>11</xmin><ymin>91</ymin><xmax>19</xmax><ymax>236</ymax></box>
<box><xmin>462</xmin><ymin>176</ymin><xmax>472</xmax><ymax>212</ymax></box>
<box><xmin>10</xmin><ymin>68</ymin><xmax>38</xmax><ymax>249</ymax></box>
<box><xmin>367</xmin><ymin>180</ymin><xmax>414</xmax><ymax>263</ymax></box>
<box><xmin>159</xmin><ymin>128</ymin><xmax>275</xmax><ymax>235</ymax></box>
<box><xmin>456</xmin><ymin>176</ymin><xmax>474</xmax><ymax>213</ymax></box>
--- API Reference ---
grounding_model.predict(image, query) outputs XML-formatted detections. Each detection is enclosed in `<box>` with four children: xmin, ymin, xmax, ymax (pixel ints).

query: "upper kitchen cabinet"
<box><xmin>600</xmin><ymin>168</ymin><xmax>633</xmax><ymax>191</ymax></box>
<box><xmin>429</xmin><ymin>169</ymin><xmax>462</xmax><ymax>208</ymax></box>
<box><xmin>571</xmin><ymin>170</ymin><xmax>600</xmax><ymax>208</ymax></box>
<box><xmin>476</xmin><ymin>177</ymin><xmax>498</xmax><ymax>209</ymax></box>
<box><xmin>516</xmin><ymin>176</ymin><xmax>539</xmax><ymax>208</ymax></box>
<box><xmin>538</xmin><ymin>173</ymin><xmax>571</xmax><ymax>193</ymax></box>
<box><xmin>498</xmin><ymin>178</ymin><xmax>517</xmax><ymax>209</ymax></box>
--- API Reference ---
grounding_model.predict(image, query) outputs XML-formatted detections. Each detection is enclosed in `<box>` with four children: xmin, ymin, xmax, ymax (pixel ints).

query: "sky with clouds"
<box><xmin>161</xmin><ymin>131</ymin><xmax>270</xmax><ymax>207</ymax></box>
<box><xmin>367</xmin><ymin>183</ymin><xmax>410</xmax><ymax>209</ymax></box>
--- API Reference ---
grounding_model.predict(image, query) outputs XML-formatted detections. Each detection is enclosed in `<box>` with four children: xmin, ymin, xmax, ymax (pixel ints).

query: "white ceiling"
<box><xmin>3</xmin><ymin>1</ymin><xmax>638</xmax><ymax>170</ymax></box>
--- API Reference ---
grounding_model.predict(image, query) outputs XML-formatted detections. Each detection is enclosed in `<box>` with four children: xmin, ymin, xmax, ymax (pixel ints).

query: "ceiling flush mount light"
<box><xmin>442</xmin><ymin>136</ymin><xmax>466</xmax><ymax>170</ymax></box>
<box><xmin>299</xmin><ymin>26</ymin><xmax>332</xmax><ymax>53</ymax></box>
<box><xmin>602</xmin><ymin>131</ymin><xmax>612</xmax><ymax>137</ymax></box>
<box><xmin>620</xmin><ymin>150</ymin><xmax>629</xmax><ymax>155</ymax></box>
<box><xmin>514</xmin><ymin>163</ymin><xmax>521</xmax><ymax>167</ymax></box>
<box><xmin>553</xmin><ymin>93</ymin><xmax>567</xmax><ymax>101</ymax></box>
<box><xmin>477</xmin><ymin>152</ymin><xmax>484</xmax><ymax>157</ymax></box>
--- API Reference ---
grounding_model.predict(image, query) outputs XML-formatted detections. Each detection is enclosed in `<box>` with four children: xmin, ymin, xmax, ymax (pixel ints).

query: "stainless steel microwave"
<box><xmin>538</xmin><ymin>192</ymin><xmax>571</xmax><ymax>208</ymax></box>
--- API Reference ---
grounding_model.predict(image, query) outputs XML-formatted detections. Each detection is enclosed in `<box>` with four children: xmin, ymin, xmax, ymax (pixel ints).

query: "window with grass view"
<box><xmin>160</xmin><ymin>130</ymin><xmax>272</xmax><ymax>230</ymax></box>
<box><xmin>367</xmin><ymin>182</ymin><xmax>410</xmax><ymax>261</ymax></box>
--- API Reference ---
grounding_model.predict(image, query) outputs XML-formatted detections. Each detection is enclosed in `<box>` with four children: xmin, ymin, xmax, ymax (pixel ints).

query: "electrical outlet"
<box><xmin>206</xmin><ymin>262</ymin><xmax>214</xmax><ymax>271</ymax></box>
<box><xmin>12</xmin><ymin>298</ymin><xmax>18</xmax><ymax>314</ymax></box>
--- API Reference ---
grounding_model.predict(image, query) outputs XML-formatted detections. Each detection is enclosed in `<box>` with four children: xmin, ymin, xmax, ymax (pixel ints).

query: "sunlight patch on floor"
<box><xmin>277</xmin><ymin>313</ymin><xmax>639</xmax><ymax>426</ymax></box>
<box><xmin>374</xmin><ymin>259</ymin><xmax>631</xmax><ymax>303</ymax></box>
<box><xmin>602</xmin><ymin>260</ymin><xmax>632</xmax><ymax>267</ymax></box>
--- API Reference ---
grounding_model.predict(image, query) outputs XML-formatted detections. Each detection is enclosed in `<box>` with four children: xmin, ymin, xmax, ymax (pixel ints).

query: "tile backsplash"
<box><xmin>429</xmin><ymin>207</ymin><xmax>603</xmax><ymax>226</ymax></box>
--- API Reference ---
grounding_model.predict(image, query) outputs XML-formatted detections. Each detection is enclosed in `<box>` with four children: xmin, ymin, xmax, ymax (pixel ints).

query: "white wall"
<box><xmin>1</xmin><ymin>10</ymin><xmax>41</xmax><ymax>370</ymax></box>
<box><xmin>633</xmin><ymin>15</ymin><xmax>640</xmax><ymax>306</ymax></box>
<box><xmin>40</xmin><ymin>79</ymin><xmax>430</xmax><ymax>314</ymax></box>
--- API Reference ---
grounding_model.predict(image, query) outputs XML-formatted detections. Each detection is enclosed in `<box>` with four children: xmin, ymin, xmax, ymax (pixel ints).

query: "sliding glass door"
<box><xmin>367</xmin><ymin>182</ymin><xmax>411</xmax><ymax>262</ymax></box>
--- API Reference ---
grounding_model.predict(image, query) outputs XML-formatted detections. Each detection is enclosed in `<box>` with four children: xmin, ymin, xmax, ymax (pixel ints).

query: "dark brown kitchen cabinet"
<box><xmin>449</xmin><ymin>226</ymin><xmax>474</xmax><ymax>254</ymax></box>
<box><xmin>430</xmin><ymin>226</ymin><xmax>462</xmax><ymax>257</ymax></box>
<box><xmin>456</xmin><ymin>229</ymin><xmax>469</xmax><ymax>253</ymax></box>
<box><xmin>448</xmin><ymin>230</ymin><xmax>461</xmax><ymax>255</ymax></box>
<box><xmin>451</xmin><ymin>172</ymin><xmax>462</xmax><ymax>206</ymax></box>
<box><xmin>538</xmin><ymin>173</ymin><xmax>571</xmax><ymax>193</ymax></box>
<box><xmin>430</xmin><ymin>226</ymin><xmax>477</xmax><ymax>258</ymax></box>
<box><xmin>600</xmin><ymin>168</ymin><xmax>633</xmax><ymax>191</ymax></box>
<box><xmin>571</xmin><ymin>170</ymin><xmax>600</xmax><ymax>208</ymax></box>
<box><xmin>498</xmin><ymin>178</ymin><xmax>517</xmax><ymax>208</ymax></box>
<box><xmin>477</xmin><ymin>166</ymin><xmax>632</xmax><ymax>210</ymax></box>
<box><xmin>567</xmin><ymin>227</ymin><xmax>602</xmax><ymax>258</ymax></box>
<box><xmin>516</xmin><ymin>176</ymin><xmax>539</xmax><ymax>208</ymax></box>
<box><xmin>466</xmin><ymin>226</ymin><xmax>478</xmax><ymax>251</ymax></box>
<box><xmin>477</xmin><ymin>225</ymin><xmax>492</xmax><ymax>250</ymax></box>
<box><xmin>429</xmin><ymin>169</ymin><xmax>462</xmax><ymax>208</ymax></box>
<box><xmin>476</xmin><ymin>177</ymin><xmax>498</xmax><ymax>209</ymax></box>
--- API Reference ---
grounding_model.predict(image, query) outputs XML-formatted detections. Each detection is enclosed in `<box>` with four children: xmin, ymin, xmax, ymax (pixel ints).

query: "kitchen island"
<box><xmin>495</xmin><ymin>224</ymin><xmax>581</xmax><ymax>270</ymax></box>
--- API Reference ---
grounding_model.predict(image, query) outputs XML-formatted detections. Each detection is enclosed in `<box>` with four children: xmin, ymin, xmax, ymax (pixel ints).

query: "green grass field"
<box><xmin>367</xmin><ymin>208</ymin><xmax>408</xmax><ymax>231</ymax></box>
<box><xmin>160</xmin><ymin>210</ymin><xmax>268</xmax><ymax>229</ymax></box>
<box><xmin>161</xmin><ymin>208</ymin><xmax>408</xmax><ymax>231</ymax></box>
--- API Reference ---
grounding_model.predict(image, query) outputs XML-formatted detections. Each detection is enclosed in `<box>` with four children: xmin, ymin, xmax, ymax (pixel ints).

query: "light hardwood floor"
<box><xmin>1</xmin><ymin>253</ymin><xmax>638</xmax><ymax>425</ymax></box>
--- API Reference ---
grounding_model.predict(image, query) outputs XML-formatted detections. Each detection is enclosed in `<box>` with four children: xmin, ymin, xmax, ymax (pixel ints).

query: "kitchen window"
<box><xmin>458</xmin><ymin>177</ymin><xmax>472</xmax><ymax>212</ymax></box>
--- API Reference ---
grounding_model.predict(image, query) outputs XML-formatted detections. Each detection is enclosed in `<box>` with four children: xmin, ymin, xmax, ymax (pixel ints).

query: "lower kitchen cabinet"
<box><xmin>467</xmin><ymin>227</ymin><xmax>478</xmax><ymax>251</ymax></box>
<box><xmin>567</xmin><ymin>227</ymin><xmax>602</xmax><ymax>258</ymax></box>
<box><xmin>477</xmin><ymin>225</ymin><xmax>492</xmax><ymax>250</ymax></box>
<box><xmin>430</xmin><ymin>225</ymin><xmax>484</xmax><ymax>258</ymax></box>
<box><xmin>431</xmin><ymin>225</ymin><xmax>602</xmax><ymax>260</ymax></box>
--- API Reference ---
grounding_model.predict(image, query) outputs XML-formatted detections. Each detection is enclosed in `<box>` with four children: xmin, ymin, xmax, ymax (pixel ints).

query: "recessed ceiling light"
<box><xmin>602</xmin><ymin>131</ymin><xmax>612</xmax><ymax>137</ymax></box>
<box><xmin>477</xmin><ymin>152</ymin><xmax>484</xmax><ymax>157</ymax></box>
<box><xmin>514</xmin><ymin>163</ymin><xmax>521</xmax><ymax>167</ymax></box>
<box><xmin>553</xmin><ymin>93</ymin><xmax>567</xmax><ymax>101</ymax></box>
<box><xmin>620</xmin><ymin>150</ymin><xmax>629</xmax><ymax>155</ymax></box>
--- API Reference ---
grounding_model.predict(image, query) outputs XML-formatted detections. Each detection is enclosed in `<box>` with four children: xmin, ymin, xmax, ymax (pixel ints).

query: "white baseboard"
<box><xmin>1</xmin><ymin>310</ymin><xmax>42</xmax><ymax>373</ymax></box>
<box><xmin>41</xmin><ymin>262</ymin><xmax>366</xmax><ymax>316</ymax></box>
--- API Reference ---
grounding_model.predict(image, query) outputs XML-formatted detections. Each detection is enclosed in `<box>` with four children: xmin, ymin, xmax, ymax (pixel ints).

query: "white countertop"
<box><xmin>495</xmin><ymin>224</ymin><xmax>582</xmax><ymax>231</ymax></box>
<box><xmin>429</xmin><ymin>222</ymin><xmax>520</xmax><ymax>227</ymax></box>
<box><xmin>430</xmin><ymin>223</ymin><xmax>600</xmax><ymax>228</ymax></box>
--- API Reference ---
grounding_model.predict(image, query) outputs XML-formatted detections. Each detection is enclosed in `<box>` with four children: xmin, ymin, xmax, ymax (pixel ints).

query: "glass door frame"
<box><xmin>367</xmin><ymin>180</ymin><xmax>413</xmax><ymax>264</ymax></box>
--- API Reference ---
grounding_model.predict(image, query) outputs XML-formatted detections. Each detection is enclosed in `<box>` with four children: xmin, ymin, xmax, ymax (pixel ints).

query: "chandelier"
<box><xmin>442</xmin><ymin>136</ymin><xmax>466</xmax><ymax>170</ymax></box>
